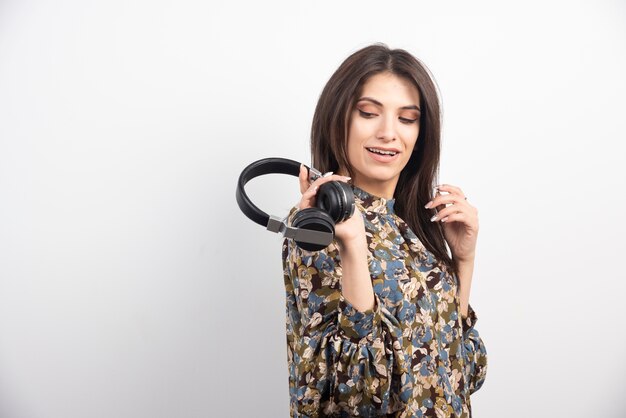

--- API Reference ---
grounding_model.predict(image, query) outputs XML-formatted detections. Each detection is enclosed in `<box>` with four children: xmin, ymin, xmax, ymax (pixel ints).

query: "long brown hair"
<box><xmin>310</xmin><ymin>43</ymin><xmax>457</xmax><ymax>276</ymax></box>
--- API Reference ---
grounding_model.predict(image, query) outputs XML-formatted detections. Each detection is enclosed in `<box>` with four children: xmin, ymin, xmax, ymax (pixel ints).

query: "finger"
<box><xmin>440</xmin><ymin>211</ymin><xmax>466</xmax><ymax>223</ymax></box>
<box><xmin>298</xmin><ymin>184</ymin><xmax>319</xmax><ymax>209</ymax></box>
<box><xmin>435</xmin><ymin>189</ymin><xmax>446</xmax><ymax>212</ymax></box>
<box><xmin>299</xmin><ymin>164</ymin><xmax>309</xmax><ymax>194</ymax></box>
<box><xmin>432</xmin><ymin>206</ymin><xmax>464</xmax><ymax>222</ymax></box>
<box><xmin>298</xmin><ymin>173</ymin><xmax>350</xmax><ymax>210</ymax></box>
<box><xmin>437</xmin><ymin>184</ymin><xmax>467</xmax><ymax>200</ymax></box>
<box><xmin>428</xmin><ymin>192</ymin><xmax>468</xmax><ymax>210</ymax></box>
<box><xmin>309</xmin><ymin>173</ymin><xmax>351</xmax><ymax>189</ymax></box>
<box><xmin>304</xmin><ymin>184</ymin><xmax>319</xmax><ymax>197</ymax></box>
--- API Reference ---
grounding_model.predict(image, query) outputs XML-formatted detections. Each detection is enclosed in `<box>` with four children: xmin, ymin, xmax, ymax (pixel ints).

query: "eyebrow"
<box><xmin>357</xmin><ymin>96</ymin><xmax>421</xmax><ymax>112</ymax></box>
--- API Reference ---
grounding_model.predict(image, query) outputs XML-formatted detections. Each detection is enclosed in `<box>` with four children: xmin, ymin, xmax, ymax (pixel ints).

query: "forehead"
<box><xmin>360</xmin><ymin>72</ymin><xmax>420</xmax><ymax>105</ymax></box>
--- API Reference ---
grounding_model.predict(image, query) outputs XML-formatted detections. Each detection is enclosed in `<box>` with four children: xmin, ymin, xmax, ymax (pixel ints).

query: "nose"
<box><xmin>376</xmin><ymin>114</ymin><xmax>397</xmax><ymax>142</ymax></box>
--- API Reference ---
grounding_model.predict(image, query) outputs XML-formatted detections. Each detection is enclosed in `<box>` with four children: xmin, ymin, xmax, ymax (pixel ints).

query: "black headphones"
<box><xmin>236</xmin><ymin>157</ymin><xmax>355</xmax><ymax>251</ymax></box>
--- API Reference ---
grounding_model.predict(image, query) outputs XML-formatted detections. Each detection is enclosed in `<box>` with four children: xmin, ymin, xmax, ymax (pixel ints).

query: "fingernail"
<box><xmin>322</xmin><ymin>171</ymin><xmax>334</xmax><ymax>177</ymax></box>
<box><xmin>424</xmin><ymin>201</ymin><xmax>433</xmax><ymax>209</ymax></box>
<box><xmin>344</xmin><ymin>176</ymin><xmax>351</xmax><ymax>180</ymax></box>
<box><xmin>430</xmin><ymin>215</ymin><xmax>438</xmax><ymax>222</ymax></box>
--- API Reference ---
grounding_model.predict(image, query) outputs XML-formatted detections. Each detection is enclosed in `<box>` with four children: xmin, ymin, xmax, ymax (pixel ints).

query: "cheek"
<box><xmin>400</xmin><ymin>122</ymin><xmax>419</xmax><ymax>135</ymax></box>
<box><xmin>346</xmin><ymin>136</ymin><xmax>364</xmax><ymax>165</ymax></box>
<box><xmin>400</xmin><ymin>125</ymin><xmax>419</xmax><ymax>147</ymax></box>
<box><xmin>347</xmin><ymin>121</ymin><xmax>369</xmax><ymax>152</ymax></box>
<box><xmin>348</xmin><ymin>119</ymin><xmax>369</xmax><ymax>141</ymax></box>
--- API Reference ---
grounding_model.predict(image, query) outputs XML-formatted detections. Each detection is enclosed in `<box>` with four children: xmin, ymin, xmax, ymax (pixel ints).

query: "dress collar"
<box><xmin>350</xmin><ymin>184</ymin><xmax>396</xmax><ymax>215</ymax></box>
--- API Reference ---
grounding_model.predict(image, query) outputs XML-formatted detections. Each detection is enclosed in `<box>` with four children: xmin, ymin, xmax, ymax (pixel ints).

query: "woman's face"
<box><xmin>342</xmin><ymin>72</ymin><xmax>421</xmax><ymax>199</ymax></box>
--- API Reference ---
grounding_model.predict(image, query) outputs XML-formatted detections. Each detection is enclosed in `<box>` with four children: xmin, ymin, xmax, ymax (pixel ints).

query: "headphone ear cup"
<box><xmin>291</xmin><ymin>207</ymin><xmax>336</xmax><ymax>251</ymax></box>
<box><xmin>317</xmin><ymin>181</ymin><xmax>355</xmax><ymax>223</ymax></box>
<box><xmin>335</xmin><ymin>181</ymin><xmax>355</xmax><ymax>221</ymax></box>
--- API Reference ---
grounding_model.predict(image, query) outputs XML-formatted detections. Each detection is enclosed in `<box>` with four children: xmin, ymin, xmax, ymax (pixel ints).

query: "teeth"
<box><xmin>367</xmin><ymin>148</ymin><xmax>397</xmax><ymax>156</ymax></box>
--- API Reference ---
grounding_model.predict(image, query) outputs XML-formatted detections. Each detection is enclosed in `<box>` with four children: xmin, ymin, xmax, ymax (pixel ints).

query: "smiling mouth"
<box><xmin>366</xmin><ymin>147</ymin><xmax>399</xmax><ymax>157</ymax></box>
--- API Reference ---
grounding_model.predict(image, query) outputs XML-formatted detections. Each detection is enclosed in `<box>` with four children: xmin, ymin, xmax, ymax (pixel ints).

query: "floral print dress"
<box><xmin>282</xmin><ymin>184</ymin><xmax>488</xmax><ymax>418</ymax></box>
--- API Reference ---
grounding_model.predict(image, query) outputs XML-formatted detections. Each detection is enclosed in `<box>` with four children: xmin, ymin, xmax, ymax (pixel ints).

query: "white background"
<box><xmin>1</xmin><ymin>0</ymin><xmax>625</xmax><ymax>417</ymax></box>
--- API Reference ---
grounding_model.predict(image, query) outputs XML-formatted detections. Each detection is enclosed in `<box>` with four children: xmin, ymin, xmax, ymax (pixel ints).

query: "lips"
<box><xmin>366</xmin><ymin>147</ymin><xmax>401</xmax><ymax>162</ymax></box>
<box><xmin>366</xmin><ymin>147</ymin><xmax>400</xmax><ymax>156</ymax></box>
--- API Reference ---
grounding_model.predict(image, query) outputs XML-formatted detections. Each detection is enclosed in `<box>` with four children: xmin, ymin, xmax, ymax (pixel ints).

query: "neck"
<box><xmin>355</xmin><ymin>181</ymin><xmax>396</xmax><ymax>200</ymax></box>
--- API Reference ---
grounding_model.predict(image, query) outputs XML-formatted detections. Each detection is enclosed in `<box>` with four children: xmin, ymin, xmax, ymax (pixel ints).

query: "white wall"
<box><xmin>1</xmin><ymin>0</ymin><xmax>625</xmax><ymax>417</ymax></box>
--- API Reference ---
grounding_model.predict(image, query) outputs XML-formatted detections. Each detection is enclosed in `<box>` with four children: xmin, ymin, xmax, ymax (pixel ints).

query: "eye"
<box><xmin>358</xmin><ymin>109</ymin><xmax>376</xmax><ymax>118</ymax></box>
<box><xmin>399</xmin><ymin>116</ymin><xmax>419</xmax><ymax>124</ymax></box>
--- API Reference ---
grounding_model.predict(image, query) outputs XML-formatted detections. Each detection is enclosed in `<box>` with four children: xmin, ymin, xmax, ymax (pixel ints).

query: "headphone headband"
<box><xmin>236</xmin><ymin>157</ymin><xmax>322</xmax><ymax>226</ymax></box>
<box><xmin>235</xmin><ymin>157</ymin><xmax>333</xmax><ymax>248</ymax></box>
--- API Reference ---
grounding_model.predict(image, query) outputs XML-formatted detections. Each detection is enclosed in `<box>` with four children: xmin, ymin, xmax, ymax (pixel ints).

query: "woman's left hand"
<box><xmin>426</xmin><ymin>184</ymin><xmax>479</xmax><ymax>263</ymax></box>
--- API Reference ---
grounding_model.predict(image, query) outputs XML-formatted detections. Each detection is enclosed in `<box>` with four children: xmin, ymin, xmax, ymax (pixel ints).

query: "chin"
<box><xmin>359</xmin><ymin>171</ymin><xmax>399</xmax><ymax>184</ymax></box>
<box><xmin>365</xmin><ymin>165</ymin><xmax>400</xmax><ymax>177</ymax></box>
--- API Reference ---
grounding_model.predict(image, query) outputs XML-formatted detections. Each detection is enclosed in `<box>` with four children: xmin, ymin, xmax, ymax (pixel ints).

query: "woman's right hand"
<box><xmin>297</xmin><ymin>164</ymin><xmax>367</xmax><ymax>250</ymax></box>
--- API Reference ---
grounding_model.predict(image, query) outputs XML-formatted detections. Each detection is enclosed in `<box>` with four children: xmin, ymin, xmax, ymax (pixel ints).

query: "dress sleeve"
<box><xmin>459</xmin><ymin>302</ymin><xmax>488</xmax><ymax>395</ymax></box>
<box><xmin>282</xmin><ymin>209</ymin><xmax>412</xmax><ymax>416</ymax></box>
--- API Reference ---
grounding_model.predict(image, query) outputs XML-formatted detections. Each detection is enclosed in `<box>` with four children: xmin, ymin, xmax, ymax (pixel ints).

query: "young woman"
<box><xmin>282</xmin><ymin>43</ymin><xmax>488</xmax><ymax>418</ymax></box>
